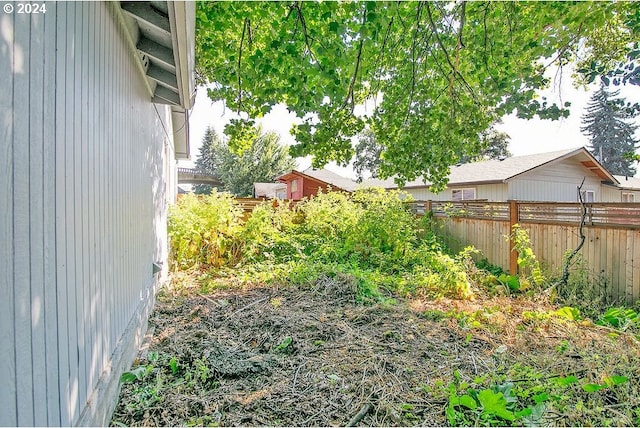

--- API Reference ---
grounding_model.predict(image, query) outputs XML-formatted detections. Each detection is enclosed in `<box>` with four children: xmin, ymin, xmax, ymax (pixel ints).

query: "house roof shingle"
<box><xmin>612</xmin><ymin>175</ymin><xmax>640</xmax><ymax>190</ymax></box>
<box><xmin>364</xmin><ymin>147</ymin><xmax>618</xmax><ymax>189</ymax></box>
<box><xmin>276</xmin><ymin>167</ymin><xmax>358</xmax><ymax>191</ymax></box>
<box><xmin>301</xmin><ymin>167</ymin><xmax>358</xmax><ymax>191</ymax></box>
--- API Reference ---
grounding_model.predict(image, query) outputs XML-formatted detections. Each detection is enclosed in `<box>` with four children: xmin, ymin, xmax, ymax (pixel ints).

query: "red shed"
<box><xmin>275</xmin><ymin>168</ymin><xmax>357</xmax><ymax>200</ymax></box>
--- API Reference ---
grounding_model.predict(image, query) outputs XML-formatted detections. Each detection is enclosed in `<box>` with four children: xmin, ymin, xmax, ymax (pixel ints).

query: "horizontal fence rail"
<box><xmin>518</xmin><ymin>202</ymin><xmax>640</xmax><ymax>227</ymax></box>
<box><xmin>406</xmin><ymin>200</ymin><xmax>640</xmax><ymax>229</ymax></box>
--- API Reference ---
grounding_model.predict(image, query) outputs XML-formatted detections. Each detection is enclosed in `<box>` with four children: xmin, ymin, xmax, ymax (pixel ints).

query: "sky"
<box><xmin>184</xmin><ymin>72</ymin><xmax>640</xmax><ymax>179</ymax></box>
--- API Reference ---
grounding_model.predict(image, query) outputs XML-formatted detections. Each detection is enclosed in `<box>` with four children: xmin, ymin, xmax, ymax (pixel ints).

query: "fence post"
<box><xmin>425</xmin><ymin>200</ymin><xmax>431</xmax><ymax>213</ymax></box>
<box><xmin>509</xmin><ymin>200</ymin><xmax>519</xmax><ymax>274</ymax></box>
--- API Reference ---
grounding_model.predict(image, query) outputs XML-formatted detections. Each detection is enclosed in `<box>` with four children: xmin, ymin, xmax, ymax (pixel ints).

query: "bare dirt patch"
<box><xmin>111</xmin><ymin>274</ymin><xmax>640</xmax><ymax>427</ymax></box>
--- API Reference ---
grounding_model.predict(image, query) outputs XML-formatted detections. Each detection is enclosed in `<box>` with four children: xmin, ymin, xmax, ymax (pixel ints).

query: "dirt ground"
<box><xmin>111</xmin><ymin>273</ymin><xmax>640</xmax><ymax>427</ymax></box>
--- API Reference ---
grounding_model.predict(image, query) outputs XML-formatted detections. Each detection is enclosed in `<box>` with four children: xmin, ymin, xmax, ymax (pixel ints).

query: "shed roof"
<box><xmin>276</xmin><ymin>168</ymin><xmax>358</xmax><ymax>191</ymax></box>
<box><xmin>364</xmin><ymin>147</ymin><xmax>619</xmax><ymax>189</ymax></box>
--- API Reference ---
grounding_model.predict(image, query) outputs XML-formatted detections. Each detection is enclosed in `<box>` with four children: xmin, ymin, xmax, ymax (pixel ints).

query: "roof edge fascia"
<box><xmin>167</xmin><ymin>1</ymin><xmax>195</xmax><ymax>110</ymax></box>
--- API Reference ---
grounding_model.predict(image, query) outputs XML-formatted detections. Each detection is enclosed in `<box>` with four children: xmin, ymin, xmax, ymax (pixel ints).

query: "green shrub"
<box><xmin>168</xmin><ymin>192</ymin><xmax>243</xmax><ymax>270</ymax></box>
<box><xmin>240</xmin><ymin>201</ymin><xmax>299</xmax><ymax>262</ymax></box>
<box><xmin>168</xmin><ymin>188</ymin><xmax>475</xmax><ymax>301</ymax></box>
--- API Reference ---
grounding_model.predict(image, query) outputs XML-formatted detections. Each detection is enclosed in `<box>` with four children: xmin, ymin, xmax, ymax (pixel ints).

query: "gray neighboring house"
<box><xmin>605</xmin><ymin>175</ymin><xmax>640</xmax><ymax>202</ymax></box>
<box><xmin>365</xmin><ymin>147</ymin><xmax>639</xmax><ymax>202</ymax></box>
<box><xmin>1</xmin><ymin>2</ymin><xmax>194</xmax><ymax>426</ymax></box>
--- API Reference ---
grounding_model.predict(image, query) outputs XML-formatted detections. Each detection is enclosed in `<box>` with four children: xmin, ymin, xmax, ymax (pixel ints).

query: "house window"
<box><xmin>290</xmin><ymin>179</ymin><xmax>298</xmax><ymax>193</ymax></box>
<box><xmin>622</xmin><ymin>193</ymin><xmax>635</xmax><ymax>202</ymax></box>
<box><xmin>452</xmin><ymin>188</ymin><xmax>476</xmax><ymax>201</ymax></box>
<box><xmin>579</xmin><ymin>190</ymin><xmax>595</xmax><ymax>202</ymax></box>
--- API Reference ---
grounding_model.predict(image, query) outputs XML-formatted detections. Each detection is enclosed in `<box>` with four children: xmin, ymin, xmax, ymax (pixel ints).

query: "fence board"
<box><xmin>631</xmin><ymin>230</ymin><xmax>640</xmax><ymax>302</ymax></box>
<box><xmin>422</xmin><ymin>200</ymin><xmax>640</xmax><ymax>304</ymax></box>
<box><xmin>628</xmin><ymin>231</ymin><xmax>634</xmax><ymax>302</ymax></box>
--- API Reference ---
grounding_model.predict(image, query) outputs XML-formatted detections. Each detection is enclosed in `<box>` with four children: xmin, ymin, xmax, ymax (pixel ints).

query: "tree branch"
<box><xmin>236</xmin><ymin>17</ymin><xmax>249</xmax><ymax>112</ymax></box>
<box><xmin>343</xmin><ymin>6</ymin><xmax>368</xmax><ymax>112</ymax></box>
<box><xmin>293</xmin><ymin>2</ymin><xmax>325</xmax><ymax>71</ymax></box>
<box><xmin>368</xmin><ymin>14</ymin><xmax>395</xmax><ymax>100</ymax></box>
<box><xmin>451</xmin><ymin>1</ymin><xmax>466</xmax><ymax>97</ymax></box>
<box><xmin>425</xmin><ymin>2</ymin><xmax>477</xmax><ymax>103</ymax></box>
<box><xmin>343</xmin><ymin>39</ymin><xmax>364</xmax><ymax>112</ymax></box>
<box><xmin>559</xmin><ymin>177</ymin><xmax>588</xmax><ymax>287</ymax></box>
<box><xmin>404</xmin><ymin>2</ymin><xmax>423</xmax><ymax>123</ymax></box>
<box><xmin>346</xmin><ymin>403</ymin><xmax>372</xmax><ymax>427</ymax></box>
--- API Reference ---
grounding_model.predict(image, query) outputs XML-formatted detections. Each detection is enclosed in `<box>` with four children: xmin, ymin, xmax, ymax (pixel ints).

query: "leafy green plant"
<box><xmin>275</xmin><ymin>336</ymin><xmax>294</xmax><ymax>353</ymax></box>
<box><xmin>445</xmin><ymin>375</ymin><xmax>544</xmax><ymax>426</ymax></box>
<box><xmin>168</xmin><ymin>192</ymin><xmax>243</xmax><ymax>269</ymax></box>
<box><xmin>596</xmin><ymin>307</ymin><xmax>639</xmax><ymax>330</ymax></box>
<box><xmin>498</xmin><ymin>274</ymin><xmax>520</xmax><ymax>292</ymax></box>
<box><xmin>477</xmin><ymin>258</ymin><xmax>505</xmax><ymax>277</ymax></box>
<box><xmin>582</xmin><ymin>375</ymin><xmax>628</xmax><ymax>392</ymax></box>
<box><xmin>508</xmin><ymin>224</ymin><xmax>546</xmax><ymax>287</ymax></box>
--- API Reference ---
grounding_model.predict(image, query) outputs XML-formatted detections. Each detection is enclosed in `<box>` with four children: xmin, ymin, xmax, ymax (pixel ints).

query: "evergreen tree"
<box><xmin>581</xmin><ymin>85</ymin><xmax>639</xmax><ymax>176</ymax></box>
<box><xmin>194</xmin><ymin>126</ymin><xmax>296</xmax><ymax>196</ymax></box>
<box><xmin>193</xmin><ymin>127</ymin><xmax>227</xmax><ymax>195</ymax></box>
<box><xmin>460</xmin><ymin>125</ymin><xmax>512</xmax><ymax>164</ymax></box>
<box><xmin>479</xmin><ymin>128</ymin><xmax>512</xmax><ymax>161</ymax></box>
<box><xmin>353</xmin><ymin>128</ymin><xmax>383</xmax><ymax>182</ymax></box>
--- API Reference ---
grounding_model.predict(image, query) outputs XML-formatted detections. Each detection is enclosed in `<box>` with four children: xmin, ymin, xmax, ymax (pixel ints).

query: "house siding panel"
<box><xmin>602</xmin><ymin>185</ymin><xmax>640</xmax><ymax>202</ymax></box>
<box><xmin>43</xmin><ymin>3</ymin><xmax>61</xmax><ymax>424</ymax></box>
<box><xmin>1</xmin><ymin>2</ymin><xmax>174</xmax><ymax>426</ymax></box>
<box><xmin>405</xmin><ymin>183</ymin><xmax>507</xmax><ymax>201</ymax></box>
<box><xmin>508</xmin><ymin>158</ymin><xmax>602</xmax><ymax>202</ymax></box>
<box><xmin>601</xmin><ymin>186</ymin><xmax>621</xmax><ymax>202</ymax></box>
<box><xmin>0</xmin><ymin>6</ymin><xmax>18</xmax><ymax>423</ymax></box>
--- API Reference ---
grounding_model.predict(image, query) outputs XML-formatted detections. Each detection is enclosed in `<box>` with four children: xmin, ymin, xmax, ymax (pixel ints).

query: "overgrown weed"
<box><xmin>168</xmin><ymin>189</ymin><xmax>474</xmax><ymax>301</ymax></box>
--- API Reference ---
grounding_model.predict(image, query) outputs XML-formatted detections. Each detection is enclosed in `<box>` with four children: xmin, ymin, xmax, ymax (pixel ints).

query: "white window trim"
<box><xmin>451</xmin><ymin>188</ymin><xmax>476</xmax><ymax>201</ymax></box>
<box><xmin>579</xmin><ymin>190</ymin><xmax>595</xmax><ymax>203</ymax></box>
<box><xmin>622</xmin><ymin>192</ymin><xmax>635</xmax><ymax>202</ymax></box>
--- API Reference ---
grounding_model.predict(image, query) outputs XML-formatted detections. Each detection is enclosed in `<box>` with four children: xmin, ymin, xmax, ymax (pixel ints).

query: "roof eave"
<box><xmin>275</xmin><ymin>170</ymin><xmax>349</xmax><ymax>192</ymax></box>
<box><xmin>505</xmin><ymin>147</ymin><xmax>619</xmax><ymax>184</ymax></box>
<box><xmin>504</xmin><ymin>147</ymin><xmax>586</xmax><ymax>181</ymax></box>
<box><xmin>167</xmin><ymin>1</ymin><xmax>195</xmax><ymax>110</ymax></box>
<box><xmin>395</xmin><ymin>179</ymin><xmax>505</xmax><ymax>190</ymax></box>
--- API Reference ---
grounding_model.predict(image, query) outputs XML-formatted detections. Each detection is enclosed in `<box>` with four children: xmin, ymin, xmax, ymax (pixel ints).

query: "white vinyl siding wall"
<box><xmin>508</xmin><ymin>158</ymin><xmax>602</xmax><ymax>202</ymax></box>
<box><xmin>600</xmin><ymin>186</ymin><xmax>620</xmax><ymax>202</ymax></box>
<box><xmin>405</xmin><ymin>183</ymin><xmax>507</xmax><ymax>201</ymax></box>
<box><xmin>1</xmin><ymin>3</ymin><xmax>173</xmax><ymax>426</ymax></box>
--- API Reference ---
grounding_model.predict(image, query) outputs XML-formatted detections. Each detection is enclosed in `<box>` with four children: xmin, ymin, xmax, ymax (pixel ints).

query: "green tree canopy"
<box><xmin>581</xmin><ymin>85</ymin><xmax>639</xmax><ymax>177</ymax></box>
<box><xmin>196</xmin><ymin>1</ymin><xmax>637</xmax><ymax>190</ymax></box>
<box><xmin>195</xmin><ymin>126</ymin><xmax>296</xmax><ymax>196</ymax></box>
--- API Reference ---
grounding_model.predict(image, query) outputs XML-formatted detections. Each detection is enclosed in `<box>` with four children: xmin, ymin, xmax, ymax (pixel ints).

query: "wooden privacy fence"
<box><xmin>405</xmin><ymin>200</ymin><xmax>640</xmax><ymax>304</ymax></box>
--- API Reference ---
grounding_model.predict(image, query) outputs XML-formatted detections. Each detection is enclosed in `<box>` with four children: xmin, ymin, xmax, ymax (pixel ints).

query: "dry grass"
<box><xmin>111</xmin><ymin>273</ymin><xmax>640</xmax><ymax>427</ymax></box>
